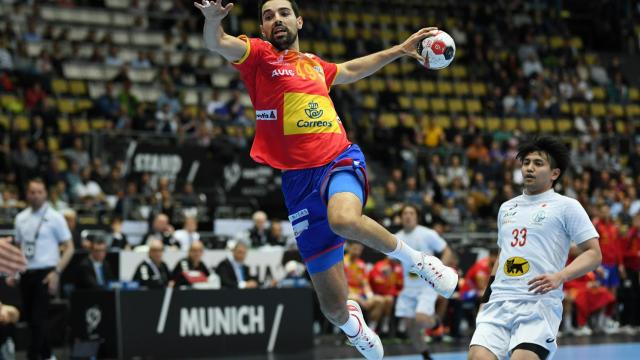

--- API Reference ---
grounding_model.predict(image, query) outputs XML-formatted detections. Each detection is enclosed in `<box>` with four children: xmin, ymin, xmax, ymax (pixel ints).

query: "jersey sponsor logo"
<box><xmin>288</xmin><ymin>208</ymin><xmax>309</xmax><ymax>222</ymax></box>
<box><xmin>503</xmin><ymin>256</ymin><xmax>529</xmax><ymax>276</ymax></box>
<box><xmin>292</xmin><ymin>220</ymin><xmax>309</xmax><ymax>238</ymax></box>
<box><xmin>304</xmin><ymin>101</ymin><xmax>324</xmax><ymax>119</ymax></box>
<box><xmin>256</xmin><ymin>109</ymin><xmax>277</xmax><ymax>121</ymax></box>
<box><xmin>531</xmin><ymin>210</ymin><xmax>547</xmax><ymax>224</ymax></box>
<box><xmin>283</xmin><ymin>93</ymin><xmax>341</xmax><ymax>135</ymax></box>
<box><xmin>272</xmin><ymin>68</ymin><xmax>295</xmax><ymax>77</ymax></box>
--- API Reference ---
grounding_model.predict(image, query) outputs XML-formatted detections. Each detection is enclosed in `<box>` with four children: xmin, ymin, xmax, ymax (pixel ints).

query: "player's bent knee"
<box><xmin>415</xmin><ymin>313</ymin><xmax>436</xmax><ymax>328</ymax></box>
<box><xmin>468</xmin><ymin>345</ymin><xmax>498</xmax><ymax>360</ymax></box>
<box><xmin>327</xmin><ymin>209</ymin><xmax>359</xmax><ymax>236</ymax></box>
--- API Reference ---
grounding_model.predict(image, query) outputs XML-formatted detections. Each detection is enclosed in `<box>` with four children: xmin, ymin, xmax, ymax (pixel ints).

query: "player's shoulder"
<box><xmin>550</xmin><ymin>192</ymin><xmax>583</xmax><ymax>209</ymax></box>
<box><xmin>498</xmin><ymin>196</ymin><xmax>522</xmax><ymax>212</ymax></box>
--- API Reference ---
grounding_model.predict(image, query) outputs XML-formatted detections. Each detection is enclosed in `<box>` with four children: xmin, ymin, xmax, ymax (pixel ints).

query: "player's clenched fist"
<box><xmin>193</xmin><ymin>0</ymin><xmax>234</xmax><ymax>20</ymax></box>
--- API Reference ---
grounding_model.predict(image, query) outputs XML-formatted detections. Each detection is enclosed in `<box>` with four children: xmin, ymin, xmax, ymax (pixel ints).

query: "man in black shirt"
<box><xmin>171</xmin><ymin>240</ymin><xmax>210</xmax><ymax>287</ymax></box>
<box><xmin>142</xmin><ymin>213</ymin><xmax>179</xmax><ymax>249</ymax></box>
<box><xmin>133</xmin><ymin>238</ymin><xmax>170</xmax><ymax>289</ymax></box>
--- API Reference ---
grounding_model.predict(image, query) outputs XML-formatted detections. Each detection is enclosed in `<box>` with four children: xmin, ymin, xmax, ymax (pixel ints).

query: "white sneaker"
<box><xmin>346</xmin><ymin>300</ymin><xmax>384</xmax><ymax>360</ymax></box>
<box><xmin>573</xmin><ymin>326</ymin><xmax>593</xmax><ymax>336</ymax></box>
<box><xmin>603</xmin><ymin>318</ymin><xmax>620</xmax><ymax>335</ymax></box>
<box><xmin>410</xmin><ymin>252</ymin><xmax>459</xmax><ymax>298</ymax></box>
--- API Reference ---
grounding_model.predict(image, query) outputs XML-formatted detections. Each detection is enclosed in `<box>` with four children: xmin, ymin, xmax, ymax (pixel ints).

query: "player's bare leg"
<box><xmin>328</xmin><ymin>192</ymin><xmax>458</xmax><ymax>297</ymax></box>
<box><xmin>468</xmin><ymin>345</ymin><xmax>499</xmax><ymax>360</ymax></box>
<box><xmin>309</xmin><ymin>262</ymin><xmax>383</xmax><ymax>359</ymax></box>
<box><xmin>511</xmin><ymin>349</ymin><xmax>543</xmax><ymax>360</ymax></box>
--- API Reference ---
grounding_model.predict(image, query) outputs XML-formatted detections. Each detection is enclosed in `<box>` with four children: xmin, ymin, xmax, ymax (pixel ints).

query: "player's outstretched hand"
<box><xmin>398</xmin><ymin>27</ymin><xmax>439</xmax><ymax>63</ymax></box>
<box><xmin>527</xmin><ymin>273</ymin><xmax>564</xmax><ymax>295</ymax></box>
<box><xmin>194</xmin><ymin>0</ymin><xmax>234</xmax><ymax>20</ymax></box>
<box><xmin>0</xmin><ymin>237</ymin><xmax>26</xmax><ymax>277</ymax></box>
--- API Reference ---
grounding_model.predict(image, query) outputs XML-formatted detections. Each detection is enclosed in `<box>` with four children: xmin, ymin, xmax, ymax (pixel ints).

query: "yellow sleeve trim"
<box><xmin>232</xmin><ymin>35</ymin><xmax>251</xmax><ymax>65</ymax></box>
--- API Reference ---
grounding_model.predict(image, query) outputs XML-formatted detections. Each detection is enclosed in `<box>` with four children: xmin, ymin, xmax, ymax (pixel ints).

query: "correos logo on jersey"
<box><xmin>503</xmin><ymin>256</ymin><xmax>529</xmax><ymax>276</ymax></box>
<box><xmin>283</xmin><ymin>93</ymin><xmax>341</xmax><ymax>135</ymax></box>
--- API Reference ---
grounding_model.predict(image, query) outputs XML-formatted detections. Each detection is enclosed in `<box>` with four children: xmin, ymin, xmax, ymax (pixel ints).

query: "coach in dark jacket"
<box><xmin>172</xmin><ymin>240</ymin><xmax>210</xmax><ymax>287</ymax></box>
<box><xmin>133</xmin><ymin>238</ymin><xmax>170</xmax><ymax>289</ymax></box>
<box><xmin>215</xmin><ymin>241</ymin><xmax>259</xmax><ymax>289</ymax></box>
<box><xmin>76</xmin><ymin>239</ymin><xmax>116</xmax><ymax>289</ymax></box>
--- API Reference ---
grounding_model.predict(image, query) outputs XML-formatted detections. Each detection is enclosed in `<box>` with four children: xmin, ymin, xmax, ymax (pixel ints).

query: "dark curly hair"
<box><xmin>516</xmin><ymin>136</ymin><xmax>570</xmax><ymax>186</ymax></box>
<box><xmin>259</xmin><ymin>0</ymin><xmax>300</xmax><ymax>23</ymax></box>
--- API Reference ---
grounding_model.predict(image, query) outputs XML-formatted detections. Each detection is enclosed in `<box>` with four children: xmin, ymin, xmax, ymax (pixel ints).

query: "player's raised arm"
<box><xmin>194</xmin><ymin>0</ymin><xmax>247</xmax><ymax>62</ymax></box>
<box><xmin>333</xmin><ymin>27</ymin><xmax>438</xmax><ymax>85</ymax></box>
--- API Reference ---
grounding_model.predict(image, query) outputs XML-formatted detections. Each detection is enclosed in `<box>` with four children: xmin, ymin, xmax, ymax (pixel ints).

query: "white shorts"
<box><xmin>395</xmin><ymin>287</ymin><xmax>438</xmax><ymax>318</ymax></box>
<box><xmin>470</xmin><ymin>298</ymin><xmax>562</xmax><ymax>359</ymax></box>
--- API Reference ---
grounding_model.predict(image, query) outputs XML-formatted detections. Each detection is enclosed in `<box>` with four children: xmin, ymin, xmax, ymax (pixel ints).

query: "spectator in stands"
<box><xmin>62</xmin><ymin>208</ymin><xmax>89</xmax><ymax>250</ymax></box>
<box><xmin>215</xmin><ymin>240</ymin><xmax>259</xmax><ymax>289</ymax></box>
<box><xmin>105</xmin><ymin>217</ymin><xmax>130</xmax><ymax>251</ymax></box>
<box><xmin>24</xmin><ymin>82</ymin><xmax>46</xmax><ymax>111</ymax></box>
<box><xmin>179</xmin><ymin>182</ymin><xmax>199</xmax><ymax>208</ymax></box>
<box><xmin>226</xmin><ymin>89</ymin><xmax>248</xmax><ymax>126</ymax></box>
<box><xmin>248</xmin><ymin>210</ymin><xmax>270</xmax><ymax>247</ymax></box>
<box><xmin>344</xmin><ymin>242</ymin><xmax>391</xmax><ymax>333</ymax></box>
<box><xmin>156</xmin><ymin>85</ymin><xmax>181</xmax><ymax>116</ymax></box>
<box><xmin>94</xmin><ymin>82</ymin><xmax>120</xmax><ymax>121</ymax></box>
<box><xmin>173</xmin><ymin>216</ymin><xmax>200</xmax><ymax>251</ymax></box>
<box><xmin>368</xmin><ymin>257</ymin><xmax>403</xmax><ymax>334</ymax></box>
<box><xmin>267</xmin><ymin>220</ymin><xmax>287</xmax><ymax>247</ymax></box>
<box><xmin>133</xmin><ymin>238</ymin><xmax>171</xmax><ymax>289</ymax></box>
<box><xmin>155</xmin><ymin>103</ymin><xmax>179</xmax><ymax>134</ymax></box>
<box><xmin>131</xmin><ymin>50</ymin><xmax>152</xmax><ymax>69</ymax></box>
<box><xmin>278</xmin><ymin>260</ymin><xmax>311</xmax><ymax>288</ymax></box>
<box><xmin>142</xmin><ymin>213</ymin><xmax>179</xmax><ymax>249</ymax></box>
<box><xmin>75</xmin><ymin>239</ymin><xmax>116</xmax><ymax>290</ymax></box>
<box><xmin>171</xmin><ymin>240</ymin><xmax>210</xmax><ymax>288</ymax></box>
<box><xmin>63</xmin><ymin>137</ymin><xmax>90</xmax><ymax>170</ymax></box>
<box><xmin>206</xmin><ymin>89</ymin><xmax>231</xmax><ymax>123</ymax></box>
<box><xmin>11</xmin><ymin>136</ymin><xmax>38</xmax><ymax>183</ymax></box>
<box><xmin>105</xmin><ymin>46</ymin><xmax>123</xmax><ymax>67</ymax></box>
<box><xmin>117</xmin><ymin>80</ymin><xmax>139</xmax><ymax>118</ymax></box>
<box><xmin>74</xmin><ymin>166</ymin><xmax>105</xmax><ymax>205</ymax></box>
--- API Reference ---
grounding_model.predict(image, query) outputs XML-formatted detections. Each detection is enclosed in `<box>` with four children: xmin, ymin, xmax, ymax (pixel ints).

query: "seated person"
<box><xmin>76</xmin><ymin>239</ymin><xmax>116</xmax><ymax>289</ymax></box>
<box><xmin>215</xmin><ymin>240</ymin><xmax>259</xmax><ymax>289</ymax></box>
<box><xmin>106</xmin><ymin>216</ymin><xmax>131</xmax><ymax>250</ymax></box>
<box><xmin>142</xmin><ymin>213</ymin><xmax>179</xmax><ymax>249</ymax></box>
<box><xmin>133</xmin><ymin>238</ymin><xmax>170</xmax><ymax>289</ymax></box>
<box><xmin>171</xmin><ymin>240</ymin><xmax>210</xmax><ymax>287</ymax></box>
<box><xmin>173</xmin><ymin>216</ymin><xmax>200</xmax><ymax>251</ymax></box>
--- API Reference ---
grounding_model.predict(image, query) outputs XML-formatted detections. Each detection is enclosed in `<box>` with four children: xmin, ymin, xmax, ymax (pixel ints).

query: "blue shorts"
<box><xmin>597</xmin><ymin>264</ymin><xmax>621</xmax><ymax>288</ymax></box>
<box><xmin>282</xmin><ymin>144</ymin><xmax>369</xmax><ymax>274</ymax></box>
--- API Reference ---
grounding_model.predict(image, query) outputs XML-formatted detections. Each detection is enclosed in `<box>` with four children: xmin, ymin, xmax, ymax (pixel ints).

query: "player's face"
<box><xmin>521</xmin><ymin>152</ymin><xmax>560</xmax><ymax>195</ymax></box>
<box><xmin>261</xmin><ymin>0</ymin><xmax>302</xmax><ymax>51</ymax></box>
<box><xmin>401</xmin><ymin>207</ymin><xmax>418</xmax><ymax>230</ymax></box>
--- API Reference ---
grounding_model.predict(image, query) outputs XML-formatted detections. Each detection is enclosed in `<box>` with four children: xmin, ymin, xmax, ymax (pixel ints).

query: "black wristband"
<box><xmin>480</xmin><ymin>275</ymin><xmax>495</xmax><ymax>303</ymax></box>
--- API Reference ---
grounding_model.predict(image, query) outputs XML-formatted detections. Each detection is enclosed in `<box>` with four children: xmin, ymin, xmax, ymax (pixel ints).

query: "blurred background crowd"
<box><xmin>1</xmin><ymin>0</ymin><xmax>640</xmax><ymax>356</ymax></box>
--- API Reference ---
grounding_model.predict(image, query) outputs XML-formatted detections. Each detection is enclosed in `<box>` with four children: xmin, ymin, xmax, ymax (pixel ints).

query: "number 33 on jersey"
<box><xmin>490</xmin><ymin>190</ymin><xmax>599</xmax><ymax>301</ymax></box>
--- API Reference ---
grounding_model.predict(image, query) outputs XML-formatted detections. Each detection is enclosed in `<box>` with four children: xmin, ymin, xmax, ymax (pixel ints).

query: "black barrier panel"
<box><xmin>70</xmin><ymin>290</ymin><xmax>118</xmax><ymax>358</ymax></box>
<box><xmin>119</xmin><ymin>288</ymin><xmax>313</xmax><ymax>358</ymax></box>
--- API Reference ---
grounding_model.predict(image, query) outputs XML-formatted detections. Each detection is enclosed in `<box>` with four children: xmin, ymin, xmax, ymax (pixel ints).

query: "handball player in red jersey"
<box><xmin>194</xmin><ymin>1</ymin><xmax>458</xmax><ymax>358</ymax></box>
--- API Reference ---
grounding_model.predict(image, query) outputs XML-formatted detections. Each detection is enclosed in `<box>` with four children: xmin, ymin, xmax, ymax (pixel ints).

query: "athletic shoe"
<box><xmin>602</xmin><ymin>318</ymin><xmax>620</xmax><ymax>335</ymax></box>
<box><xmin>572</xmin><ymin>325</ymin><xmax>593</xmax><ymax>336</ymax></box>
<box><xmin>410</xmin><ymin>252</ymin><xmax>459</xmax><ymax>298</ymax></box>
<box><xmin>346</xmin><ymin>300</ymin><xmax>384</xmax><ymax>360</ymax></box>
<box><xmin>421</xmin><ymin>349</ymin><xmax>433</xmax><ymax>360</ymax></box>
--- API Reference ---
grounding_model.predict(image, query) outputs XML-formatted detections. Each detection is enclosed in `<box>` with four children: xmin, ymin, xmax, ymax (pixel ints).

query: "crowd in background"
<box><xmin>0</xmin><ymin>0</ymin><xmax>640</xmax><ymax>355</ymax></box>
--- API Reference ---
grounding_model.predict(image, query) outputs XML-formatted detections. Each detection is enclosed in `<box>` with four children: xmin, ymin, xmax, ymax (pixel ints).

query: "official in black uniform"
<box><xmin>132</xmin><ymin>238</ymin><xmax>170</xmax><ymax>289</ymax></box>
<box><xmin>171</xmin><ymin>240</ymin><xmax>210</xmax><ymax>287</ymax></box>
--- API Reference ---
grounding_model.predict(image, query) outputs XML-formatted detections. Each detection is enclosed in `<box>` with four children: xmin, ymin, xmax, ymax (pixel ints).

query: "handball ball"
<box><xmin>416</xmin><ymin>30</ymin><xmax>456</xmax><ymax>70</ymax></box>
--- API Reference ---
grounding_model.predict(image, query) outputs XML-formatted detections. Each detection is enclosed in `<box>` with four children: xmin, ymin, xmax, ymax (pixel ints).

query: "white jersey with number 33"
<box><xmin>490</xmin><ymin>189</ymin><xmax>599</xmax><ymax>302</ymax></box>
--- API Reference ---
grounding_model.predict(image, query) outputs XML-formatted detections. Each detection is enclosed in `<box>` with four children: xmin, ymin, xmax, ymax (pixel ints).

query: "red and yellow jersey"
<box><xmin>368</xmin><ymin>259</ymin><xmax>403</xmax><ymax>296</ymax></box>
<box><xmin>232</xmin><ymin>36</ymin><xmax>351</xmax><ymax>170</ymax></box>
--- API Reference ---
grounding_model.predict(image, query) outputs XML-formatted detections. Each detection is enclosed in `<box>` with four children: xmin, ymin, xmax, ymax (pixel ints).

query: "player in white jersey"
<box><xmin>468</xmin><ymin>136</ymin><xmax>602</xmax><ymax>360</ymax></box>
<box><xmin>395</xmin><ymin>205</ymin><xmax>454</xmax><ymax>360</ymax></box>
